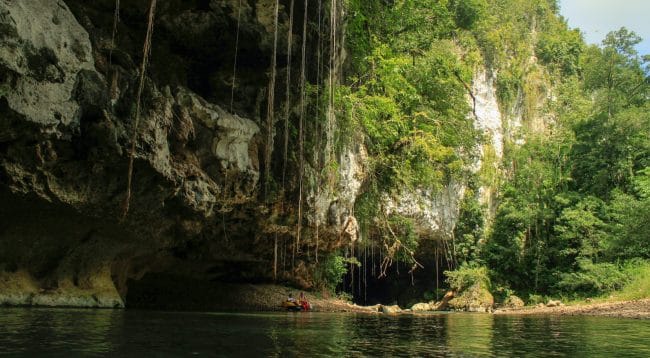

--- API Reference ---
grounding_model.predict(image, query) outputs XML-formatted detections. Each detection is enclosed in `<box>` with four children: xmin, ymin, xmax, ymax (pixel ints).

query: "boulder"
<box><xmin>434</xmin><ymin>290</ymin><xmax>455</xmax><ymax>311</ymax></box>
<box><xmin>546</xmin><ymin>300</ymin><xmax>563</xmax><ymax>307</ymax></box>
<box><xmin>411</xmin><ymin>302</ymin><xmax>431</xmax><ymax>311</ymax></box>
<box><xmin>448</xmin><ymin>283</ymin><xmax>494</xmax><ymax>312</ymax></box>
<box><xmin>380</xmin><ymin>304</ymin><xmax>402</xmax><ymax>314</ymax></box>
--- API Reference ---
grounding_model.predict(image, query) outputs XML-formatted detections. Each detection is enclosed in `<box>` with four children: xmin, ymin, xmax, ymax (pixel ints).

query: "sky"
<box><xmin>559</xmin><ymin>0</ymin><xmax>650</xmax><ymax>55</ymax></box>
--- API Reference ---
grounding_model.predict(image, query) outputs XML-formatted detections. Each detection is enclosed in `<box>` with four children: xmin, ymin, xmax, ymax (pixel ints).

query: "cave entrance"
<box><xmin>340</xmin><ymin>240</ymin><xmax>453</xmax><ymax>308</ymax></box>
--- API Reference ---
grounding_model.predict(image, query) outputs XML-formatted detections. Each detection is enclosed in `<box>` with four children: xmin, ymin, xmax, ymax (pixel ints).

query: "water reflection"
<box><xmin>446</xmin><ymin>313</ymin><xmax>493</xmax><ymax>356</ymax></box>
<box><xmin>1</xmin><ymin>308</ymin><xmax>649</xmax><ymax>356</ymax></box>
<box><xmin>0</xmin><ymin>308</ymin><xmax>123</xmax><ymax>354</ymax></box>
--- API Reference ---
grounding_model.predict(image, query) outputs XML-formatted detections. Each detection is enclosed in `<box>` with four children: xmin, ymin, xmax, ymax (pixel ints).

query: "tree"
<box><xmin>571</xmin><ymin>28</ymin><xmax>650</xmax><ymax>196</ymax></box>
<box><xmin>605</xmin><ymin>168</ymin><xmax>650</xmax><ymax>259</ymax></box>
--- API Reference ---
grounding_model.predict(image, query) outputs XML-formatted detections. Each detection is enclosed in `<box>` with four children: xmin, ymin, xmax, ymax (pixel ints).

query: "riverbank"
<box><xmin>215</xmin><ymin>283</ymin><xmax>382</xmax><ymax>314</ymax></box>
<box><xmin>156</xmin><ymin>283</ymin><xmax>650</xmax><ymax>319</ymax></box>
<box><xmin>494</xmin><ymin>299</ymin><xmax>650</xmax><ymax>319</ymax></box>
<box><xmin>5</xmin><ymin>276</ymin><xmax>649</xmax><ymax>319</ymax></box>
<box><xmin>125</xmin><ymin>279</ymin><xmax>383</xmax><ymax>313</ymax></box>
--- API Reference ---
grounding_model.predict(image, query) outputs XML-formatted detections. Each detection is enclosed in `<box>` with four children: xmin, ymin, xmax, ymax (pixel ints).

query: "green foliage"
<box><xmin>341</xmin><ymin>1</ymin><xmax>649</xmax><ymax>302</ymax></box>
<box><xmin>553</xmin><ymin>196</ymin><xmax>607</xmax><ymax>263</ymax></box>
<box><xmin>570</xmin><ymin>106</ymin><xmax>650</xmax><ymax>196</ymax></box>
<box><xmin>454</xmin><ymin>187</ymin><xmax>485</xmax><ymax>265</ymax></box>
<box><xmin>382</xmin><ymin>0</ymin><xmax>456</xmax><ymax>53</ymax></box>
<box><xmin>341</xmin><ymin>0</ymin><xmax>481</xmax><ymax>251</ymax></box>
<box><xmin>314</xmin><ymin>254</ymin><xmax>349</xmax><ymax>292</ymax></box>
<box><xmin>450</xmin><ymin>0</ymin><xmax>487</xmax><ymax>30</ymax></box>
<box><xmin>605</xmin><ymin>169</ymin><xmax>650</xmax><ymax>259</ymax></box>
<box><xmin>491</xmin><ymin>284</ymin><xmax>515</xmax><ymax>303</ymax></box>
<box><xmin>445</xmin><ymin>264</ymin><xmax>490</xmax><ymax>292</ymax></box>
<box><xmin>535</xmin><ymin>24</ymin><xmax>583</xmax><ymax>75</ymax></box>
<box><xmin>527</xmin><ymin>293</ymin><xmax>546</xmax><ymax>305</ymax></box>
<box><xmin>612</xmin><ymin>260</ymin><xmax>650</xmax><ymax>300</ymax></box>
<box><xmin>495</xmin><ymin>70</ymin><xmax>521</xmax><ymax>108</ymax></box>
<box><xmin>386</xmin><ymin>215</ymin><xmax>419</xmax><ymax>263</ymax></box>
<box><xmin>354</xmin><ymin>185</ymin><xmax>381</xmax><ymax>239</ymax></box>
<box><xmin>483</xmin><ymin>24</ymin><xmax>649</xmax><ymax>299</ymax></box>
<box><xmin>336</xmin><ymin>291</ymin><xmax>354</xmax><ymax>302</ymax></box>
<box><xmin>556</xmin><ymin>259</ymin><xmax>629</xmax><ymax>296</ymax></box>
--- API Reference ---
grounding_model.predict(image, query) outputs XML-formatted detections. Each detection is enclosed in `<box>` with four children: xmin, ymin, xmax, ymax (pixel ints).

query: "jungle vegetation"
<box><xmin>327</xmin><ymin>0</ymin><xmax>649</xmax><ymax>302</ymax></box>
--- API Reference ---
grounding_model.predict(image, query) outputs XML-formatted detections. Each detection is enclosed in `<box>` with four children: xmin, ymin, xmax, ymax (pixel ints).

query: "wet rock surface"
<box><xmin>495</xmin><ymin>299</ymin><xmax>650</xmax><ymax>319</ymax></box>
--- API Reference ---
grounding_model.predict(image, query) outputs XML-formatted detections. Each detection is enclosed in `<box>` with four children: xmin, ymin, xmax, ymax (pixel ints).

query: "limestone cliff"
<box><xmin>0</xmin><ymin>0</ymin><xmax>339</xmax><ymax>307</ymax></box>
<box><xmin>0</xmin><ymin>0</ymin><xmax>553</xmax><ymax>308</ymax></box>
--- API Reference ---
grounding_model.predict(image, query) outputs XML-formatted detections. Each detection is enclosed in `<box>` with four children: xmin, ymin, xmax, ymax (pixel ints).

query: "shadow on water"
<box><xmin>1</xmin><ymin>308</ymin><xmax>649</xmax><ymax>356</ymax></box>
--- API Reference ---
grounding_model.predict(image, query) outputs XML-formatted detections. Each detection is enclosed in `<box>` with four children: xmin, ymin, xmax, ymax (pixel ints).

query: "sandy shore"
<box><xmin>494</xmin><ymin>299</ymin><xmax>650</xmax><ymax>319</ymax></box>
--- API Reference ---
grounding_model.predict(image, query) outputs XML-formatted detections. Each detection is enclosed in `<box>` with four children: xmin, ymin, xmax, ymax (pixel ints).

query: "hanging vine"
<box><xmin>109</xmin><ymin>0</ymin><xmax>121</xmax><ymax>101</ymax></box>
<box><xmin>295</xmin><ymin>0</ymin><xmax>309</xmax><ymax>256</ymax></box>
<box><xmin>282</xmin><ymin>0</ymin><xmax>295</xmax><ymax>191</ymax></box>
<box><xmin>230</xmin><ymin>0</ymin><xmax>243</xmax><ymax>113</ymax></box>
<box><xmin>121</xmin><ymin>0</ymin><xmax>157</xmax><ymax>219</ymax></box>
<box><xmin>327</xmin><ymin>0</ymin><xmax>337</xmax><ymax>157</ymax></box>
<box><xmin>377</xmin><ymin>216</ymin><xmax>423</xmax><ymax>278</ymax></box>
<box><xmin>109</xmin><ymin>0</ymin><xmax>120</xmax><ymax>64</ymax></box>
<box><xmin>264</xmin><ymin>0</ymin><xmax>280</xmax><ymax>199</ymax></box>
<box><xmin>314</xmin><ymin>0</ymin><xmax>323</xmax><ymax>263</ymax></box>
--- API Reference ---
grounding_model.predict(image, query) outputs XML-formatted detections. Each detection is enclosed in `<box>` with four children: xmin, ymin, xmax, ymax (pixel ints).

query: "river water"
<box><xmin>1</xmin><ymin>308</ymin><xmax>649</xmax><ymax>356</ymax></box>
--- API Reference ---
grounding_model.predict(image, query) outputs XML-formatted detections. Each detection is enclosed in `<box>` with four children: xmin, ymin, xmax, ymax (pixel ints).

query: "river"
<box><xmin>1</xmin><ymin>308</ymin><xmax>649</xmax><ymax>356</ymax></box>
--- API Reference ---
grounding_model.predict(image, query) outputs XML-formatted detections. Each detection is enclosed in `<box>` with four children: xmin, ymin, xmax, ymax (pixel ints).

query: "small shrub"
<box><xmin>612</xmin><ymin>260</ymin><xmax>650</xmax><ymax>300</ymax></box>
<box><xmin>314</xmin><ymin>254</ymin><xmax>348</xmax><ymax>292</ymax></box>
<box><xmin>445</xmin><ymin>264</ymin><xmax>490</xmax><ymax>291</ymax></box>
<box><xmin>528</xmin><ymin>294</ymin><xmax>546</xmax><ymax>305</ymax></box>
<box><xmin>337</xmin><ymin>291</ymin><xmax>353</xmax><ymax>302</ymax></box>
<box><xmin>556</xmin><ymin>259</ymin><xmax>629</xmax><ymax>296</ymax></box>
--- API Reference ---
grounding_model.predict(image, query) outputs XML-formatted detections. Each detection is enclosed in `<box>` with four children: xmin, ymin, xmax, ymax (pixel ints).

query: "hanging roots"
<box><xmin>109</xmin><ymin>0</ymin><xmax>120</xmax><ymax>64</ymax></box>
<box><xmin>230</xmin><ymin>0</ymin><xmax>243</xmax><ymax>113</ymax></box>
<box><xmin>264</xmin><ymin>0</ymin><xmax>280</xmax><ymax>199</ymax></box>
<box><xmin>314</xmin><ymin>0</ymin><xmax>323</xmax><ymax>263</ymax></box>
<box><xmin>282</xmin><ymin>0</ymin><xmax>295</xmax><ymax>191</ymax></box>
<box><xmin>377</xmin><ymin>217</ymin><xmax>423</xmax><ymax>278</ymax></box>
<box><xmin>121</xmin><ymin>0</ymin><xmax>157</xmax><ymax>219</ymax></box>
<box><xmin>296</xmin><ymin>0</ymin><xmax>309</xmax><ymax>253</ymax></box>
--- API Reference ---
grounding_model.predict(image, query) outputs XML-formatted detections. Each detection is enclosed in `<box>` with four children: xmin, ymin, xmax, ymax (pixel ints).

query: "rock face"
<box><xmin>472</xmin><ymin>70</ymin><xmax>504</xmax><ymax>159</ymax></box>
<box><xmin>377</xmin><ymin>68</ymin><xmax>506</xmax><ymax>244</ymax></box>
<box><xmin>0</xmin><ymin>0</ymin><xmax>527</xmax><ymax>309</ymax></box>
<box><xmin>0</xmin><ymin>0</ymin><xmax>311</xmax><ymax>307</ymax></box>
<box><xmin>0</xmin><ymin>0</ymin><xmax>94</xmax><ymax>130</ymax></box>
<box><xmin>310</xmin><ymin>142</ymin><xmax>368</xmax><ymax>238</ymax></box>
<box><xmin>383</xmin><ymin>180</ymin><xmax>466</xmax><ymax>240</ymax></box>
<box><xmin>0</xmin><ymin>0</ymin><xmax>369</xmax><ymax>308</ymax></box>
